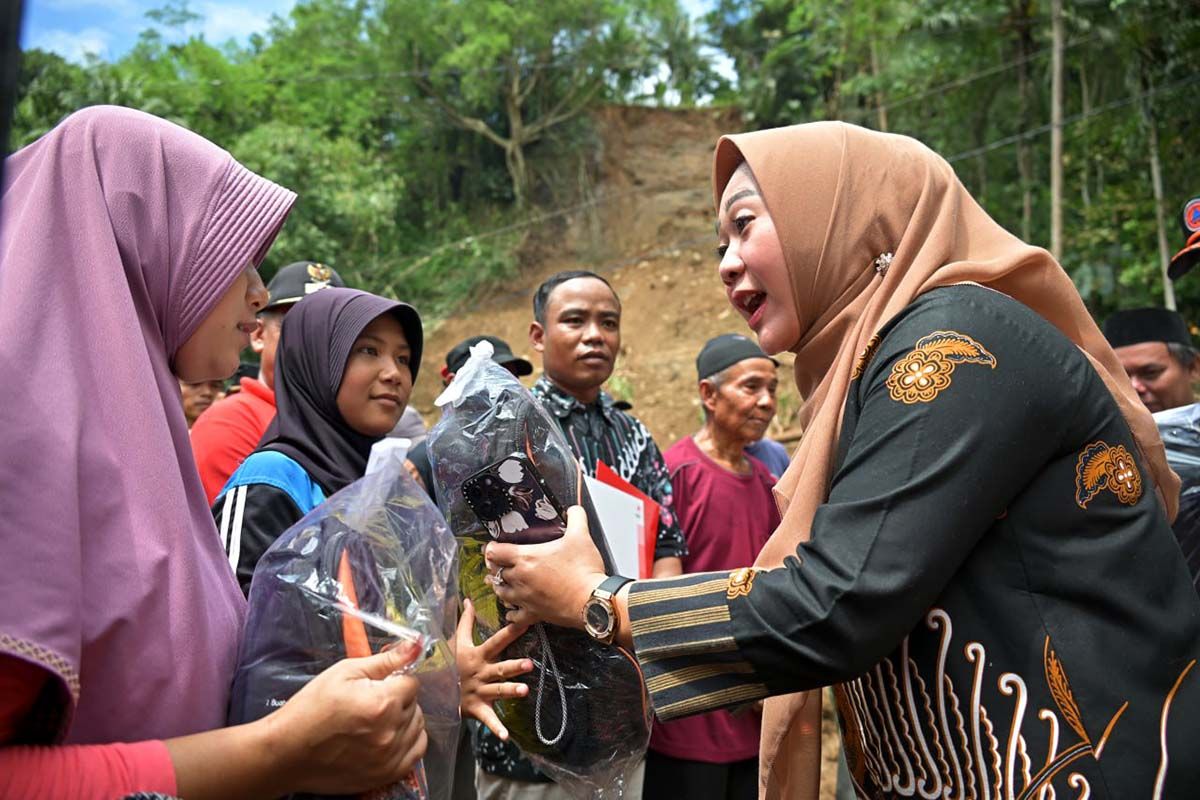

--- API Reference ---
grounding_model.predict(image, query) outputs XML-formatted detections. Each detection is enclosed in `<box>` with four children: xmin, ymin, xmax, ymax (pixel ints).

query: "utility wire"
<box><xmin>943</xmin><ymin>72</ymin><xmax>1199</xmax><ymax>163</ymax></box>
<box><xmin>390</xmin><ymin>72</ymin><xmax>1196</xmax><ymax>278</ymax></box>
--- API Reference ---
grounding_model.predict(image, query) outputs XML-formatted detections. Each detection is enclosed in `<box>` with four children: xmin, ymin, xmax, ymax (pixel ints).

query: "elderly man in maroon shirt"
<box><xmin>644</xmin><ymin>334</ymin><xmax>782</xmax><ymax>800</ymax></box>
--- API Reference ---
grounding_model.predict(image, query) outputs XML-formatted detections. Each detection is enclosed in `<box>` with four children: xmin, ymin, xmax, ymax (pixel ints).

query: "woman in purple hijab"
<box><xmin>0</xmin><ymin>107</ymin><xmax>427</xmax><ymax>798</ymax></box>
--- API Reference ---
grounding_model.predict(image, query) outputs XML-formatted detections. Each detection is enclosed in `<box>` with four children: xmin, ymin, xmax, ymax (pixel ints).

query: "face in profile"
<box><xmin>1114</xmin><ymin>341</ymin><xmax>1198</xmax><ymax>413</ymax></box>
<box><xmin>178</xmin><ymin>379</ymin><xmax>225</xmax><ymax>426</ymax></box>
<box><xmin>250</xmin><ymin>307</ymin><xmax>288</xmax><ymax>391</ymax></box>
<box><xmin>702</xmin><ymin>357</ymin><xmax>779</xmax><ymax>443</ymax></box>
<box><xmin>175</xmin><ymin>263</ymin><xmax>268</xmax><ymax>381</ymax></box>
<box><xmin>530</xmin><ymin>277</ymin><xmax>621</xmax><ymax>400</ymax></box>
<box><xmin>337</xmin><ymin>313</ymin><xmax>414</xmax><ymax>437</ymax></box>
<box><xmin>717</xmin><ymin>164</ymin><xmax>800</xmax><ymax>356</ymax></box>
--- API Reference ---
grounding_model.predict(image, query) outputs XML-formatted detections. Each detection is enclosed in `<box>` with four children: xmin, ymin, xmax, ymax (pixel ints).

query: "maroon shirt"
<box><xmin>650</xmin><ymin>435</ymin><xmax>781</xmax><ymax>763</ymax></box>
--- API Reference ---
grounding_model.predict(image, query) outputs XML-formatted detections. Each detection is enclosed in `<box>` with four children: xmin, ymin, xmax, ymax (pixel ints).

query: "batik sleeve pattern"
<box><xmin>627</xmin><ymin>570</ymin><xmax>769</xmax><ymax>720</ymax></box>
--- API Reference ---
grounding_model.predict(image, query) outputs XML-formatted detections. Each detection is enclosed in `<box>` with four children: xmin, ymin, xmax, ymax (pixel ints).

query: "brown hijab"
<box><xmin>712</xmin><ymin>121</ymin><xmax>1179</xmax><ymax>799</ymax></box>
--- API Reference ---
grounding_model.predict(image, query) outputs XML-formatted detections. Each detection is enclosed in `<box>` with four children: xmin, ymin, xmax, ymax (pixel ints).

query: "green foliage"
<box><xmin>706</xmin><ymin>0</ymin><xmax>1200</xmax><ymax>318</ymax></box>
<box><xmin>10</xmin><ymin>0</ymin><xmax>1200</xmax><ymax>326</ymax></box>
<box><xmin>10</xmin><ymin>0</ymin><xmax>714</xmax><ymax>316</ymax></box>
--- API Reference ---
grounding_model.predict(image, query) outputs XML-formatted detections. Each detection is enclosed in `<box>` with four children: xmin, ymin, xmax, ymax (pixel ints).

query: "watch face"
<box><xmin>585</xmin><ymin>600</ymin><xmax>612</xmax><ymax>636</ymax></box>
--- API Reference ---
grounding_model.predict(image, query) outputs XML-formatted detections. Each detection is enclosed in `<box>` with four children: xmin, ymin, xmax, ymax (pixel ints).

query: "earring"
<box><xmin>873</xmin><ymin>252</ymin><xmax>894</xmax><ymax>277</ymax></box>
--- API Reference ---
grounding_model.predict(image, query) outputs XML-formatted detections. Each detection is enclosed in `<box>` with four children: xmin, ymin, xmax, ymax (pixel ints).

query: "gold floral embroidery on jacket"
<box><xmin>1074</xmin><ymin>441</ymin><xmax>1143</xmax><ymax>509</ymax></box>
<box><xmin>834</xmin><ymin>609</ymin><xmax>1135</xmax><ymax>799</ymax></box>
<box><xmin>885</xmin><ymin>331</ymin><xmax>997</xmax><ymax>404</ymax></box>
<box><xmin>851</xmin><ymin>334</ymin><xmax>882</xmax><ymax>380</ymax></box>
<box><xmin>726</xmin><ymin>567</ymin><xmax>761</xmax><ymax>599</ymax></box>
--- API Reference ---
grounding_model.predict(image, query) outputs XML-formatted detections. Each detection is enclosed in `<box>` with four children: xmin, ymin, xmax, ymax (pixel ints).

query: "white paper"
<box><xmin>583</xmin><ymin>474</ymin><xmax>645</xmax><ymax>578</ymax></box>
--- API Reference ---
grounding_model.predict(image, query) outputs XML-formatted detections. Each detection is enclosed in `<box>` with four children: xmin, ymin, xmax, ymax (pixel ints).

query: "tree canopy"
<box><xmin>10</xmin><ymin>0</ymin><xmax>1200</xmax><ymax>319</ymax></box>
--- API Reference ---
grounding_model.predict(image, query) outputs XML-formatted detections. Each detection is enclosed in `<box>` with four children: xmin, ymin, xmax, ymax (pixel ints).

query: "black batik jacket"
<box><xmin>627</xmin><ymin>285</ymin><xmax>1200</xmax><ymax>798</ymax></box>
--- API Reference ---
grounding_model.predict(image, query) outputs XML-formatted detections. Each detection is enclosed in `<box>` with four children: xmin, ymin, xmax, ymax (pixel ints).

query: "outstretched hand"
<box><xmin>265</xmin><ymin>641</ymin><xmax>428</xmax><ymax>795</ymax></box>
<box><xmin>456</xmin><ymin>598</ymin><xmax>533</xmax><ymax>740</ymax></box>
<box><xmin>485</xmin><ymin>505</ymin><xmax>607</xmax><ymax>629</ymax></box>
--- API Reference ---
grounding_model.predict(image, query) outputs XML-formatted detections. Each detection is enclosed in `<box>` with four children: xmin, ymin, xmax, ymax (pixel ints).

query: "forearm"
<box><xmin>651</xmin><ymin>557</ymin><xmax>682</xmax><ymax>578</ymax></box>
<box><xmin>613</xmin><ymin>583</ymin><xmax>634</xmax><ymax>650</ymax></box>
<box><xmin>166</xmin><ymin>719</ymin><xmax>288</xmax><ymax>800</ymax></box>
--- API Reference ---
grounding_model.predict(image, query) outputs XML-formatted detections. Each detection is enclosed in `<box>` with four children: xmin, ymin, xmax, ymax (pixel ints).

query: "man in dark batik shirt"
<box><xmin>473</xmin><ymin>270</ymin><xmax>686</xmax><ymax>799</ymax></box>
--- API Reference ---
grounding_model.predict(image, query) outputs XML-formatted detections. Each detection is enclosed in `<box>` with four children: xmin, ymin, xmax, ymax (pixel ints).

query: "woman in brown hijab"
<box><xmin>484</xmin><ymin>122</ymin><xmax>1200</xmax><ymax>799</ymax></box>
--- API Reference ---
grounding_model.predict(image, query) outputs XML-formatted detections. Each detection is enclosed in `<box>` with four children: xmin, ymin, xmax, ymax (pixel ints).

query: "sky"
<box><xmin>19</xmin><ymin>0</ymin><xmax>300</xmax><ymax>62</ymax></box>
<box><xmin>22</xmin><ymin>0</ymin><xmax>723</xmax><ymax>64</ymax></box>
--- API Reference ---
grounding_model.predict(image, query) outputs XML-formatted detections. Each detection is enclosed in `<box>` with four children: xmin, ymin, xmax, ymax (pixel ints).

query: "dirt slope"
<box><xmin>411</xmin><ymin>105</ymin><xmax>802</xmax><ymax>446</ymax></box>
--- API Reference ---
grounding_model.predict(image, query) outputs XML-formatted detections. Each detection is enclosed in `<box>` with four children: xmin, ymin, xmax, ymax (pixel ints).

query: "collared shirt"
<box><xmin>530</xmin><ymin>376</ymin><xmax>686</xmax><ymax>560</ymax></box>
<box><xmin>191</xmin><ymin>377</ymin><xmax>276</xmax><ymax>505</ymax></box>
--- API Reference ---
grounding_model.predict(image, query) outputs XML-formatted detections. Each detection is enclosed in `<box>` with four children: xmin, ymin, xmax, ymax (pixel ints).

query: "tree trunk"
<box><xmin>1079</xmin><ymin>62</ymin><xmax>1091</xmax><ymax>208</ymax></box>
<box><xmin>1049</xmin><ymin>0</ymin><xmax>1064</xmax><ymax>259</ymax></box>
<box><xmin>1140</xmin><ymin>70</ymin><xmax>1176</xmax><ymax>309</ymax></box>
<box><xmin>505</xmin><ymin>141</ymin><xmax>530</xmax><ymax>210</ymax></box>
<box><xmin>870</xmin><ymin>38</ymin><xmax>887</xmax><ymax>132</ymax></box>
<box><xmin>1015</xmin><ymin>8</ymin><xmax>1034</xmax><ymax>243</ymax></box>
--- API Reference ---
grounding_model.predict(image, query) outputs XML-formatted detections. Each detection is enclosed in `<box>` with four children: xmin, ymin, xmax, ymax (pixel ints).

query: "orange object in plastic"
<box><xmin>337</xmin><ymin>550</ymin><xmax>373</xmax><ymax>658</ymax></box>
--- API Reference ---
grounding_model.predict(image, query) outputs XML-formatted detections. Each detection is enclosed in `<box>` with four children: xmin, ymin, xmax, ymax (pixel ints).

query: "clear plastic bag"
<box><xmin>1155</xmin><ymin>402</ymin><xmax>1200</xmax><ymax>491</ymax></box>
<box><xmin>228</xmin><ymin>457</ymin><xmax>461</xmax><ymax>800</ymax></box>
<box><xmin>427</xmin><ymin>341</ymin><xmax>651</xmax><ymax>799</ymax></box>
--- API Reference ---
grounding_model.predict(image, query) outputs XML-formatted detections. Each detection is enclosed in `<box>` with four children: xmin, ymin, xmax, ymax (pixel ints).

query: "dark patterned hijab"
<box><xmin>259</xmin><ymin>287</ymin><xmax>423</xmax><ymax>495</ymax></box>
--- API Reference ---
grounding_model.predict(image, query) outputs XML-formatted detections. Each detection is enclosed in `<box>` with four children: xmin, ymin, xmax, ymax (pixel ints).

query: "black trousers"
<box><xmin>643</xmin><ymin>750</ymin><xmax>757</xmax><ymax>800</ymax></box>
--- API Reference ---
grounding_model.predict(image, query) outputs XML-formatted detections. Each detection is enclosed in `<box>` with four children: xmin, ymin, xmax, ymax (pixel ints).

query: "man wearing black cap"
<box><xmin>1103</xmin><ymin>307</ymin><xmax>1199</xmax><ymax>414</ymax></box>
<box><xmin>642</xmin><ymin>334</ymin><xmax>781</xmax><ymax>800</ymax></box>
<box><xmin>192</xmin><ymin>261</ymin><xmax>346</xmax><ymax>503</ymax></box>
<box><xmin>405</xmin><ymin>335</ymin><xmax>534</xmax><ymax>502</ymax></box>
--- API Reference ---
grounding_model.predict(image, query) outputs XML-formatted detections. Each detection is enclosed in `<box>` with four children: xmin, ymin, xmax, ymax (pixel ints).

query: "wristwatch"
<box><xmin>583</xmin><ymin>575</ymin><xmax>633</xmax><ymax>644</ymax></box>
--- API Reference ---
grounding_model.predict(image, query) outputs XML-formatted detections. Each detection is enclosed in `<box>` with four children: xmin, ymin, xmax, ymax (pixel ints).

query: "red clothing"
<box><xmin>192</xmin><ymin>377</ymin><xmax>276</xmax><ymax>504</ymax></box>
<box><xmin>0</xmin><ymin>656</ymin><xmax>176</xmax><ymax>798</ymax></box>
<box><xmin>651</xmin><ymin>436</ymin><xmax>780</xmax><ymax>764</ymax></box>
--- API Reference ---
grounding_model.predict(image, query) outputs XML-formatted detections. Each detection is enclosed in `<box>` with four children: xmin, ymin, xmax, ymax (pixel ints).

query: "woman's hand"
<box><xmin>485</xmin><ymin>505</ymin><xmax>608</xmax><ymax>629</ymax></box>
<box><xmin>263</xmin><ymin>642</ymin><xmax>428</xmax><ymax>795</ymax></box>
<box><xmin>456</xmin><ymin>598</ymin><xmax>534</xmax><ymax>740</ymax></box>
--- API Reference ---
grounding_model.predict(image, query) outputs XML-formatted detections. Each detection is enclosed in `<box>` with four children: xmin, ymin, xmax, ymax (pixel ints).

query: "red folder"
<box><xmin>595</xmin><ymin>460</ymin><xmax>659</xmax><ymax>578</ymax></box>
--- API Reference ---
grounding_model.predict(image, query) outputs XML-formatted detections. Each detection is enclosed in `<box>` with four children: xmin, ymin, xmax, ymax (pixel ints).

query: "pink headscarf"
<box><xmin>0</xmin><ymin>106</ymin><xmax>295</xmax><ymax>743</ymax></box>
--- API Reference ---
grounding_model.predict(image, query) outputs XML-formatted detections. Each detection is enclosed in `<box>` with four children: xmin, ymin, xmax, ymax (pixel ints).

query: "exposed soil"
<box><xmin>410</xmin><ymin>105</ymin><xmax>803</xmax><ymax>448</ymax></box>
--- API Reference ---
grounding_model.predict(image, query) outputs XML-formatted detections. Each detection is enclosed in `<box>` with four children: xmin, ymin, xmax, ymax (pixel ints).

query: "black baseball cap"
<box><xmin>1103</xmin><ymin>308</ymin><xmax>1193</xmax><ymax>349</ymax></box>
<box><xmin>264</xmin><ymin>261</ymin><xmax>346</xmax><ymax>310</ymax></box>
<box><xmin>444</xmin><ymin>335</ymin><xmax>533</xmax><ymax>378</ymax></box>
<box><xmin>1168</xmin><ymin>197</ymin><xmax>1200</xmax><ymax>279</ymax></box>
<box><xmin>696</xmin><ymin>333</ymin><xmax>779</xmax><ymax>380</ymax></box>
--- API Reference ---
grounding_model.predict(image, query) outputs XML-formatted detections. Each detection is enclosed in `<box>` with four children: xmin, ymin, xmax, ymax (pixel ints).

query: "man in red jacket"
<box><xmin>191</xmin><ymin>261</ymin><xmax>345</xmax><ymax>504</ymax></box>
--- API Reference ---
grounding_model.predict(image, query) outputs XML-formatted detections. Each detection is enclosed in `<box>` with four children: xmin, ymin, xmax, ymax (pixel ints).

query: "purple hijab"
<box><xmin>0</xmin><ymin>106</ymin><xmax>295</xmax><ymax>744</ymax></box>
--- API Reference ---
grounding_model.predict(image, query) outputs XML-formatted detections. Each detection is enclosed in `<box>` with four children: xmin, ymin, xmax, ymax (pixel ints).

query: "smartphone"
<box><xmin>461</xmin><ymin>452</ymin><xmax>567</xmax><ymax>544</ymax></box>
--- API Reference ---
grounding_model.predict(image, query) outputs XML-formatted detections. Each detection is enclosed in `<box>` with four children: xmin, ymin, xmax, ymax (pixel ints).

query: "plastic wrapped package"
<box><xmin>228</xmin><ymin>457</ymin><xmax>461</xmax><ymax>800</ymax></box>
<box><xmin>1155</xmin><ymin>402</ymin><xmax>1200</xmax><ymax>489</ymax></box>
<box><xmin>427</xmin><ymin>341</ymin><xmax>651</xmax><ymax>799</ymax></box>
<box><xmin>1155</xmin><ymin>402</ymin><xmax>1200</xmax><ymax>584</ymax></box>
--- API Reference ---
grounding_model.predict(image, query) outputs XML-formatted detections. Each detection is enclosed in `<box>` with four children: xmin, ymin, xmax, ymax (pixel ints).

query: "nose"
<box><xmin>718</xmin><ymin>243</ymin><xmax>743</xmax><ymax>290</ymax></box>
<box><xmin>247</xmin><ymin>270</ymin><xmax>268</xmax><ymax>312</ymax></box>
<box><xmin>379</xmin><ymin>359</ymin><xmax>401</xmax><ymax>383</ymax></box>
<box><xmin>582</xmin><ymin>320</ymin><xmax>604</xmax><ymax>344</ymax></box>
<box><xmin>757</xmin><ymin>389</ymin><xmax>776</xmax><ymax>410</ymax></box>
<box><xmin>1130</xmin><ymin>375</ymin><xmax>1148</xmax><ymax>396</ymax></box>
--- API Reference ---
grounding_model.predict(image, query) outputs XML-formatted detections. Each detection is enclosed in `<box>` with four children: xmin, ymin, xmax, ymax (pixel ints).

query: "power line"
<box><xmin>840</xmin><ymin>6</ymin><xmax>1176</xmax><ymax>123</ymax></box>
<box><xmin>388</xmin><ymin>71</ymin><xmax>1198</xmax><ymax>282</ymax></box>
<box><xmin>942</xmin><ymin>72</ymin><xmax>1200</xmax><ymax>163</ymax></box>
